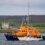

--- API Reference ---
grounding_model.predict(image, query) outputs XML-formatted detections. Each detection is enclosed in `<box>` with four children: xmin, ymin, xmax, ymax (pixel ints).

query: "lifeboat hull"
<box><xmin>5</xmin><ymin>34</ymin><xmax>19</xmax><ymax>41</ymax></box>
<box><xmin>5</xmin><ymin>34</ymin><xmax>42</xmax><ymax>41</ymax></box>
<box><xmin>18</xmin><ymin>36</ymin><xmax>42</xmax><ymax>41</ymax></box>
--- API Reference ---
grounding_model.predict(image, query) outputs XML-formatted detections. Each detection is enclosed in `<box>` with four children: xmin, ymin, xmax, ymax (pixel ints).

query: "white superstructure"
<box><xmin>2</xmin><ymin>22</ymin><xmax>9</xmax><ymax>29</ymax></box>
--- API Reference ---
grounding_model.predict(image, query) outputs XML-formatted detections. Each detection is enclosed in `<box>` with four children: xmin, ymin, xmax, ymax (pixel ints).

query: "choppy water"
<box><xmin>0</xmin><ymin>33</ymin><xmax>45</xmax><ymax>45</ymax></box>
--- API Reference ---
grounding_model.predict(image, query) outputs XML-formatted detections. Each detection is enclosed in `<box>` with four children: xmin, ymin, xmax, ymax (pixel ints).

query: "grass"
<box><xmin>33</xmin><ymin>27</ymin><xmax>45</xmax><ymax>33</ymax></box>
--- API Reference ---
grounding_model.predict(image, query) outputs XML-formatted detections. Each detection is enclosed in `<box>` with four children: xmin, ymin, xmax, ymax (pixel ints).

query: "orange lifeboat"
<box><xmin>15</xmin><ymin>25</ymin><xmax>27</xmax><ymax>37</ymax></box>
<box><xmin>12</xmin><ymin>25</ymin><xmax>41</xmax><ymax>37</ymax></box>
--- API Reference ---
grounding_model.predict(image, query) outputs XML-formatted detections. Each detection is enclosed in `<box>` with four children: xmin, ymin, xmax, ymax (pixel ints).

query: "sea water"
<box><xmin>0</xmin><ymin>33</ymin><xmax>45</xmax><ymax>45</ymax></box>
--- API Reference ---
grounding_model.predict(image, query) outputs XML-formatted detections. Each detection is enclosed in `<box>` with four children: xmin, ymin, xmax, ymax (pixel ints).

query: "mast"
<box><xmin>27</xmin><ymin>0</ymin><xmax>30</xmax><ymax>36</ymax></box>
<box><xmin>21</xmin><ymin>0</ymin><xmax>30</xmax><ymax>26</ymax></box>
<box><xmin>27</xmin><ymin>0</ymin><xmax>30</xmax><ymax>26</ymax></box>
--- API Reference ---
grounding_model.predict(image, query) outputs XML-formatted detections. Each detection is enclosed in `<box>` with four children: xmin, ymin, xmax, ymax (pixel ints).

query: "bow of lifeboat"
<box><xmin>28</xmin><ymin>27</ymin><xmax>41</xmax><ymax>38</ymax></box>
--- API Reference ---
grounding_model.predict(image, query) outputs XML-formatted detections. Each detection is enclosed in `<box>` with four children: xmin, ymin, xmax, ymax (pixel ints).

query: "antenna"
<box><xmin>21</xmin><ymin>0</ymin><xmax>30</xmax><ymax>26</ymax></box>
<box><xmin>26</xmin><ymin>0</ymin><xmax>30</xmax><ymax>26</ymax></box>
<box><xmin>28</xmin><ymin>0</ymin><xmax>29</xmax><ymax>16</ymax></box>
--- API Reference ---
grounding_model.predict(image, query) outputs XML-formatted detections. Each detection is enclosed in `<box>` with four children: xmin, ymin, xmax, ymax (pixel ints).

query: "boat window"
<box><xmin>22</xmin><ymin>30</ymin><xmax>27</xmax><ymax>32</ymax></box>
<box><xmin>19</xmin><ymin>30</ymin><xmax>27</xmax><ymax>32</ymax></box>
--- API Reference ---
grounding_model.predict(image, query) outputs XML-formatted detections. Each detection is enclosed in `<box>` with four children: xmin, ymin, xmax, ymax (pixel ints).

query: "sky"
<box><xmin>0</xmin><ymin>0</ymin><xmax>45</xmax><ymax>15</ymax></box>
